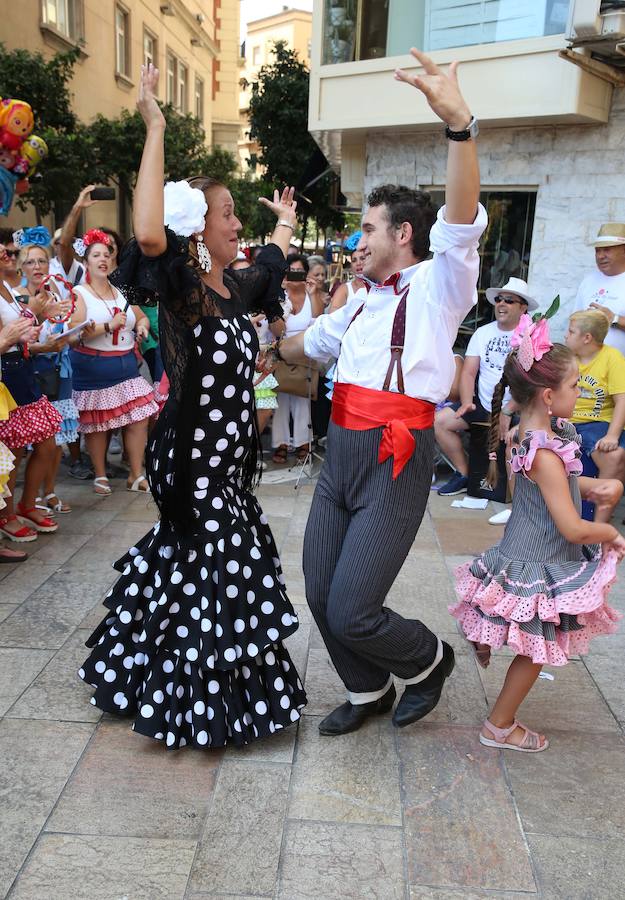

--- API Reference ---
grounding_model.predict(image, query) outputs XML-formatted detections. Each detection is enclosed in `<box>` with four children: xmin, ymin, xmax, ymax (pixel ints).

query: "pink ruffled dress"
<box><xmin>450</xmin><ymin>421</ymin><xmax>621</xmax><ymax>666</ymax></box>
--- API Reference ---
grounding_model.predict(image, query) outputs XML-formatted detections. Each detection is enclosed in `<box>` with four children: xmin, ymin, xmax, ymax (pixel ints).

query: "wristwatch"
<box><xmin>445</xmin><ymin>116</ymin><xmax>479</xmax><ymax>142</ymax></box>
<box><xmin>612</xmin><ymin>312</ymin><xmax>619</xmax><ymax>327</ymax></box>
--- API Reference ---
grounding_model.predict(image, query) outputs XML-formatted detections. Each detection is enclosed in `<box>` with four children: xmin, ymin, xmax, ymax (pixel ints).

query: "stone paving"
<box><xmin>1</xmin><ymin>463</ymin><xmax>625</xmax><ymax>899</ymax></box>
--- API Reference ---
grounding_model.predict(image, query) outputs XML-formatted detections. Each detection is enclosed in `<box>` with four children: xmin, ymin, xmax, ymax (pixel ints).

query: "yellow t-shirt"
<box><xmin>572</xmin><ymin>345</ymin><xmax>625</xmax><ymax>424</ymax></box>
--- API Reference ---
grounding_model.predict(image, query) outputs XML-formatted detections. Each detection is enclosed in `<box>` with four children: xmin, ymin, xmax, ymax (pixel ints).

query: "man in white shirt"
<box><xmin>272</xmin><ymin>50</ymin><xmax>486</xmax><ymax>736</ymax></box>
<box><xmin>573</xmin><ymin>222</ymin><xmax>625</xmax><ymax>357</ymax></box>
<box><xmin>434</xmin><ymin>277</ymin><xmax>537</xmax><ymax>496</ymax></box>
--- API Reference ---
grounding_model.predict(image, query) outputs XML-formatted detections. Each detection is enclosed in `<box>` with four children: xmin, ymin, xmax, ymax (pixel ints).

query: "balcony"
<box><xmin>309</xmin><ymin>0</ymin><xmax>613</xmax><ymax>148</ymax></box>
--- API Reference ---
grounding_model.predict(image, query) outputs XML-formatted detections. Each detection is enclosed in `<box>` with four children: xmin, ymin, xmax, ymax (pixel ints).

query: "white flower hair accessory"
<box><xmin>163</xmin><ymin>180</ymin><xmax>207</xmax><ymax>237</ymax></box>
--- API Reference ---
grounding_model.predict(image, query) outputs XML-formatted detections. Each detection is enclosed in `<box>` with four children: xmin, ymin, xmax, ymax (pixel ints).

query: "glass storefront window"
<box><xmin>322</xmin><ymin>0</ymin><xmax>570</xmax><ymax>65</ymax></box>
<box><xmin>428</xmin><ymin>188</ymin><xmax>537</xmax><ymax>343</ymax></box>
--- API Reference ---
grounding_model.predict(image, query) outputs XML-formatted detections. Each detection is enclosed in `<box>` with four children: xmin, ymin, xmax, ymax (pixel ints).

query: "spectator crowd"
<box><xmin>3</xmin><ymin>183</ymin><xmax>625</xmax><ymax>566</ymax></box>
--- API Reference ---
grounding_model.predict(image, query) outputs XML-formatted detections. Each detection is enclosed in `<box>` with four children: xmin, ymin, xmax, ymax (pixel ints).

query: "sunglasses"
<box><xmin>494</xmin><ymin>295</ymin><xmax>523</xmax><ymax>305</ymax></box>
<box><xmin>3</xmin><ymin>249</ymin><xmax>19</xmax><ymax>258</ymax></box>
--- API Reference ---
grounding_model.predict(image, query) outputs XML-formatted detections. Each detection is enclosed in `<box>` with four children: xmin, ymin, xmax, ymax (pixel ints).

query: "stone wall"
<box><xmin>364</xmin><ymin>86</ymin><xmax>625</xmax><ymax>338</ymax></box>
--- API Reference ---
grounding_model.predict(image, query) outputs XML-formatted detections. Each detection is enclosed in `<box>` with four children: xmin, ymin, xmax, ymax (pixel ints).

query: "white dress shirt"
<box><xmin>303</xmin><ymin>204</ymin><xmax>488</xmax><ymax>405</ymax></box>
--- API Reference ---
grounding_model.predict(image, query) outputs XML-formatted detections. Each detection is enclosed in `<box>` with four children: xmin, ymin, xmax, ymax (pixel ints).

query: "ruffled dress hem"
<box><xmin>74</xmin><ymin>377</ymin><xmax>159</xmax><ymax>433</ymax></box>
<box><xmin>0</xmin><ymin>396</ymin><xmax>62</xmax><ymax>448</ymax></box>
<box><xmin>450</xmin><ymin>550</ymin><xmax>621</xmax><ymax>666</ymax></box>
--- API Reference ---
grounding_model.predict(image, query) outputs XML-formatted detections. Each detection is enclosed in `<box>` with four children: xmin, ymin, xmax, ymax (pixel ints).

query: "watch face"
<box><xmin>469</xmin><ymin>118</ymin><xmax>479</xmax><ymax>139</ymax></box>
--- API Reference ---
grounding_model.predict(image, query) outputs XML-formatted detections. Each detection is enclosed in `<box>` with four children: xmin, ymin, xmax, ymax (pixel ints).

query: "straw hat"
<box><xmin>485</xmin><ymin>277</ymin><xmax>538</xmax><ymax>311</ymax></box>
<box><xmin>591</xmin><ymin>223</ymin><xmax>625</xmax><ymax>248</ymax></box>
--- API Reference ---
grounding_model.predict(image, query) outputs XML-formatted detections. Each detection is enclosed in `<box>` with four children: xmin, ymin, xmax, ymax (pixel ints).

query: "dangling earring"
<box><xmin>548</xmin><ymin>407</ymin><xmax>552</xmax><ymax>416</ymax></box>
<box><xmin>195</xmin><ymin>235</ymin><xmax>212</xmax><ymax>273</ymax></box>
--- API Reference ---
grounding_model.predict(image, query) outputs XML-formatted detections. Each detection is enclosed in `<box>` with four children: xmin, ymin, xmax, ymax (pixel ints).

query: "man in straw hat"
<box><xmin>435</xmin><ymin>276</ymin><xmax>537</xmax><ymax>497</ymax></box>
<box><xmin>574</xmin><ymin>223</ymin><xmax>625</xmax><ymax>358</ymax></box>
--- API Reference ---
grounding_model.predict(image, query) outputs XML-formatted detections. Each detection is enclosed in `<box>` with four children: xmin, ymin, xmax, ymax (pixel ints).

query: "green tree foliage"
<box><xmin>247</xmin><ymin>41</ymin><xmax>344</xmax><ymax>241</ymax></box>
<box><xmin>0</xmin><ymin>43</ymin><xmax>274</xmax><ymax>240</ymax></box>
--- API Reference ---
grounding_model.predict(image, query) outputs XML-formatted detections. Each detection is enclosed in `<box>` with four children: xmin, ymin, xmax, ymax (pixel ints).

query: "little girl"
<box><xmin>450</xmin><ymin>314</ymin><xmax>625</xmax><ymax>752</ymax></box>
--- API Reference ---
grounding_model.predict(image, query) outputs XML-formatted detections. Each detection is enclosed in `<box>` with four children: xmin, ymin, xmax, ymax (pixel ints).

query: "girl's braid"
<box><xmin>486</xmin><ymin>373</ymin><xmax>507</xmax><ymax>488</ymax></box>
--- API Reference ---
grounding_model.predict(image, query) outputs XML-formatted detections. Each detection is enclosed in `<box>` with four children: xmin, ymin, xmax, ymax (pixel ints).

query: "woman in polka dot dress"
<box><xmin>78</xmin><ymin>63</ymin><xmax>307</xmax><ymax>749</ymax></box>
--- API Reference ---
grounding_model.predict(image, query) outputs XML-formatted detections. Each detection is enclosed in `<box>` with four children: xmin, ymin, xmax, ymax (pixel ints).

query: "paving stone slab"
<box><xmin>0</xmin><ymin>647</ymin><xmax>55</xmax><ymax>716</ymax></box>
<box><xmin>289</xmin><ymin>714</ymin><xmax>402</xmax><ymax>825</ymax></box>
<box><xmin>7</xmin><ymin>629</ymin><xmax>102</xmax><ymax>723</ymax></box>
<box><xmin>583</xmin><ymin>652</ymin><xmax>625</xmax><ymax>723</ymax></box>
<box><xmin>526</xmin><ymin>832</ymin><xmax>625</xmax><ymax>900</ymax></box>
<box><xmin>0</xmin><ymin>719</ymin><xmax>94</xmax><ymax>898</ymax></box>
<box><xmin>223</xmin><ymin>723</ymin><xmax>297</xmax><ymax>764</ymax></box>
<box><xmin>46</xmin><ymin>720</ymin><xmax>222</xmax><ymax>839</ymax></box>
<box><xmin>9</xmin><ymin>833</ymin><xmax>196</xmax><ymax>900</ymax></box>
<box><xmin>410</xmin><ymin>888</ymin><xmax>534</xmax><ymax>899</ymax></box>
<box><xmin>479</xmin><ymin>657</ymin><xmax>620</xmax><ymax>734</ymax></box>
<box><xmin>0</xmin><ymin>602</ymin><xmax>18</xmax><ymax>622</ymax></box>
<box><xmin>398</xmin><ymin>724</ymin><xmax>536</xmax><ymax>893</ymax></box>
<box><xmin>302</xmin><ymin>648</ymin><xmax>345</xmax><ymax>716</ymax></box>
<box><xmin>277</xmin><ymin>820</ymin><xmax>405</xmax><ymax>899</ymax></box>
<box><xmin>187</xmin><ymin>760</ymin><xmax>290</xmax><ymax>896</ymax></box>
<box><xmin>504</xmin><ymin>730</ymin><xmax>625</xmax><ymax>839</ymax></box>
<box><xmin>25</xmin><ymin>531</ymin><xmax>94</xmax><ymax>565</ymax></box>
<box><xmin>0</xmin><ymin>562</ymin><xmax>60</xmax><ymax>604</ymax></box>
<box><xmin>0</xmin><ymin>586</ymin><xmax>103</xmax><ymax>650</ymax></box>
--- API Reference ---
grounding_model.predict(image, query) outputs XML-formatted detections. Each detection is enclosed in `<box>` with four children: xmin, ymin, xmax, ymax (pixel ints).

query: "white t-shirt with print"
<box><xmin>466</xmin><ymin>320</ymin><xmax>514</xmax><ymax>412</ymax></box>
<box><xmin>574</xmin><ymin>269</ymin><xmax>625</xmax><ymax>356</ymax></box>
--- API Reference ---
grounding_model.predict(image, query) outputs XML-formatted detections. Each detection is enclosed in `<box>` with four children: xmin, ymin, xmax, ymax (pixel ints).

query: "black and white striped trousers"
<box><xmin>303</xmin><ymin>421</ymin><xmax>439</xmax><ymax>699</ymax></box>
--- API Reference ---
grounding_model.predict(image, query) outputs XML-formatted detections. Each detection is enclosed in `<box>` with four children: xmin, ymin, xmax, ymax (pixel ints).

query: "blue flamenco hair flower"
<box><xmin>344</xmin><ymin>230</ymin><xmax>362</xmax><ymax>252</ymax></box>
<box><xmin>13</xmin><ymin>225</ymin><xmax>52</xmax><ymax>247</ymax></box>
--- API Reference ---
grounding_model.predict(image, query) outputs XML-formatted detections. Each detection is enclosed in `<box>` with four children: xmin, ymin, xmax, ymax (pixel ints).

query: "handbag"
<box><xmin>273</xmin><ymin>361</ymin><xmax>319</xmax><ymax>400</ymax></box>
<box><xmin>34</xmin><ymin>356</ymin><xmax>62</xmax><ymax>401</ymax></box>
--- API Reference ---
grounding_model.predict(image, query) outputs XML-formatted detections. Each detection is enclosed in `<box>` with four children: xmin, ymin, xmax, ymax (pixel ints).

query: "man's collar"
<box><xmin>361</xmin><ymin>262</ymin><xmax>422</xmax><ymax>293</ymax></box>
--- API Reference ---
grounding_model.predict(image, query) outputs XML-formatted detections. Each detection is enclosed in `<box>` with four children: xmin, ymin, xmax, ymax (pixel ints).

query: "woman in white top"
<box><xmin>272</xmin><ymin>255</ymin><xmax>315</xmax><ymax>463</ymax></box>
<box><xmin>327</xmin><ymin>247</ymin><xmax>367</xmax><ymax>313</ymax></box>
<box><xmin>69</xmin><ymin>229</ymin><xmax>158</xmax><ymax>495</ymax></box>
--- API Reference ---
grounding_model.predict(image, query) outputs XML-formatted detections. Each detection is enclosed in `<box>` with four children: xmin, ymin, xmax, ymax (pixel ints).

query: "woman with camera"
<box><xmin>271</xmin><ymin>254</ymin><xmax>316</xmax><ymax>463</ymax></box>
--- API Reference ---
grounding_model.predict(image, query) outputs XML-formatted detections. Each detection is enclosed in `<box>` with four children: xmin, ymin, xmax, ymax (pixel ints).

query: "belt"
<box><xmin>331</xmin><ymin>382</ymin><xmax>434</xmax><ymax>479</ymax></box>
<box><xmin>72</xmin><ymin>346</ymin><xmax>134</xmax><ymax>358</ymax></box>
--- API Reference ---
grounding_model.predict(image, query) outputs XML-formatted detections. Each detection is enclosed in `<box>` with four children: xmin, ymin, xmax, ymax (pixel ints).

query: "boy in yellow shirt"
<box><xmin>565</xmin><ymin>309</ymin><xmax>625</xmax><ymax>521</ymax></box>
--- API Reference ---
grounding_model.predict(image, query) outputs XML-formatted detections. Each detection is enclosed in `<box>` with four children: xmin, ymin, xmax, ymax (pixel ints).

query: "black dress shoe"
<box><xmin>392</xmin><ymin>642</ymin><xmax>455</xmax><ymax>728</ymax></box>
<box><xmin>318</xmin><ymin>684</ymin><xmax>396</xmax><ymax>736</ymax></box>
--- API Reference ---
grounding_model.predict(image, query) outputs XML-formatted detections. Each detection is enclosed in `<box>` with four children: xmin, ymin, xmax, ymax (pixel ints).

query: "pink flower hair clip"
<box><xmin>510</xmin><ymin>295</ymin><xmax>560</xmax><ymax>372</ymax></box>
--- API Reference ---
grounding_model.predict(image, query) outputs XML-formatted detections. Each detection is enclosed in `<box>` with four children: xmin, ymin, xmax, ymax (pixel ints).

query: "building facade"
<box><xmin>238</xmin><ymin>7</ymin><xmax>312</xmax><ymax>173</ymax></box>
<box><xmin>308</xmin><ymin>0</ymin><xmax>625</xmax><ymax>338</ymax></box>
<box><xmin>1</xmin><ymin>0</ymin><xmax>240</xmax><ymax>233</ymax></box>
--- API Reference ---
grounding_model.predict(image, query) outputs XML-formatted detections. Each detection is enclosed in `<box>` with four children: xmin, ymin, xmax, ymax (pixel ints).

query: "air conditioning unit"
<box><xmin>567</xmin><ymin>0</ymin><xmax>625</xmax><ymax>64</ymax></box>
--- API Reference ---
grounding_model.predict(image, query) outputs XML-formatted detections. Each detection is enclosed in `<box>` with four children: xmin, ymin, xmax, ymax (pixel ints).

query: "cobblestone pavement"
<box><xmin>1</xmin><ymin>462</ymin><xmax>625</xmax><ymax>899</ymax></box>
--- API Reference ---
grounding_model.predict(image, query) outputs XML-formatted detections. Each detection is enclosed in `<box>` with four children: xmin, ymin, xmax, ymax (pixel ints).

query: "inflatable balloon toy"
<box><xmin>0</xmin><ymin>168</ymin><xmax>17</xmax><ymax>216</ymax></box>
<box><xmin>21</xmin><ymin>135</ymin><xmax>48</xmax><ymax>176</ymax></box>
<box><xmin>0</xmin><ymin>100</ymin><xmax>34</xmax><ymax>152</ymax></box>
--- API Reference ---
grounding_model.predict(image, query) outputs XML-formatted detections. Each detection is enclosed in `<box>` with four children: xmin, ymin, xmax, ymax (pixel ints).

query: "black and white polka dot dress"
<box><xmin>79</xmin><ymin>235</ymin><xmax>307</xmax><ymax>749</ymax></box>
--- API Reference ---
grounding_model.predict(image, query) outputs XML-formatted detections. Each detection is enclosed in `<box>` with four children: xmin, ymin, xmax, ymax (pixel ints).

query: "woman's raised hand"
<box><xmin>259</xmin><ymin>186</ymin><xmax>297</xmax><ymax>226</ymax></box>
<box><xmin>137</xmin><ymin>63</ymin><xmax>166</xmax><ymax>131</ymax></box>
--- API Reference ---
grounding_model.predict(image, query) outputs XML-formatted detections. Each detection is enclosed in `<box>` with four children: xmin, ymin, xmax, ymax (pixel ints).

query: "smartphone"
<box><xmin>90</xmin><ymin>187</ymin><xmax>116</xmax><ymax>201</ymax></box>
<box><xmin>285</xmin><ymin>269</ymin><xmax>307</xmax><ymax>282</ymax></box>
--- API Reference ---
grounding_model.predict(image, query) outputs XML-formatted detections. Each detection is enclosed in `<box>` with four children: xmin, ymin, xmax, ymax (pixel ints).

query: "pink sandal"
<box><xmin>479</xmin><ymin>718</ymin><xmax>549</xmax><ymax>753</ymax></box>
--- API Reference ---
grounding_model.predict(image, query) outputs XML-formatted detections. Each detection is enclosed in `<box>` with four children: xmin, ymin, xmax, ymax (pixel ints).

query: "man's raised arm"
<box><xmin>395</xmin><ymin>49</ymin><xmax>479</xmax><ymax>225</ymax></box>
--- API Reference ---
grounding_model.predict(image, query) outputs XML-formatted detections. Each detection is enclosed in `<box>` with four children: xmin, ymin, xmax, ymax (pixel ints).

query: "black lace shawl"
<box><xmin>111</xmin><ymin>230</ymin><xmax>287</xmax><ymax>532</ymax></box>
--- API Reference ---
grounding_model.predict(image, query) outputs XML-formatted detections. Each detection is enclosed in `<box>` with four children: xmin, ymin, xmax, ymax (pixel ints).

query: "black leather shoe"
<box><xmin>318</xmin><ymin>684</ymin><xmax>396</xmax><ymax>736</ymax></box>
<box><xmin>392</xmin><ymin>642</ymin><xmax>455</xmax><ymax>728</ymax></box>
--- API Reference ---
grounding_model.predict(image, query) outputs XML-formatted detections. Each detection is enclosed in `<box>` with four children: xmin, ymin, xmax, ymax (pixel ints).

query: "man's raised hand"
<box><xmin>394</xmin><ymin>48</ymin><xmax>471</xmax><ymax>132</ymax></box>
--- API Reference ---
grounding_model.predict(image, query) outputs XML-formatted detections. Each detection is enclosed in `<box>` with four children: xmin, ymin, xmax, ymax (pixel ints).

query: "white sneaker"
<box><xmin>489</xmin><ymin>508</ymin><xmax>511</xmax><ymax>526</ymax></box>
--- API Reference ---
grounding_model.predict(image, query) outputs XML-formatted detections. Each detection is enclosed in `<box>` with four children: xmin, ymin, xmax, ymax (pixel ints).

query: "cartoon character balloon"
<box><xmin>0</xmin><ymin>100</ymin><xmax>34</xmax><ymax>151</ymax></box>
<box><xmin>0</xmin><ymin>99</ymin><xmax>46</xmax><ymax>215</ymax></box>
<box><xmin>21</xmin><ymin>135</ymin><xmax>48</xmax><ymax>176</ymax></box>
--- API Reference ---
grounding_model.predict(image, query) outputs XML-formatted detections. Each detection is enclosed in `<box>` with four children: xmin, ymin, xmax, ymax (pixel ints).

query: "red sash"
<box><xmin>331</xmin><ymin>382</ymin><xmax>434</xmax><ymax>479</ymax></box>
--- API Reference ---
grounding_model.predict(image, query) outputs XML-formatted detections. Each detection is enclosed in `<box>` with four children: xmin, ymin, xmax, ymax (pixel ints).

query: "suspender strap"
<box><xmin>382</xmin><ymin>286</ymin><xmax>409</xmax><ymax>393</ymax></box>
